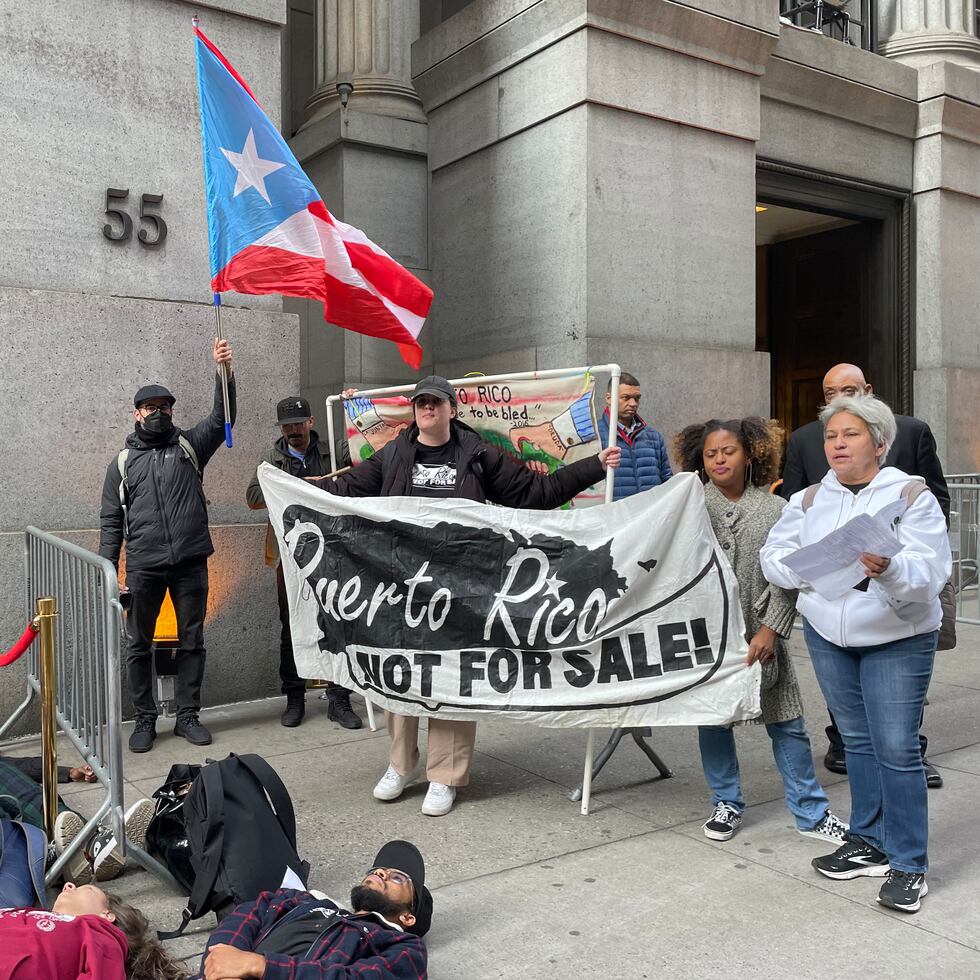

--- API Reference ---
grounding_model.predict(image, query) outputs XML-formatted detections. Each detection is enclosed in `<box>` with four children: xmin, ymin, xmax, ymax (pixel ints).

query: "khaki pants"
<box><xmin>386</xmin><ymin>712</ymin><xmax>477</xmax><ymax>787</ymax></box>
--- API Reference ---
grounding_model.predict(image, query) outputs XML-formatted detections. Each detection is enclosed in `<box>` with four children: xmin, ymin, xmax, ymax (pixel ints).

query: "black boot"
<box><xmin>281</xmin><ymin>694</ymin><xmax>306</xmax><ymax>728</ymax></box>
<box><xmin>327</xmin><ymin>687</ymin><xmax>362</xmax><ymax>730</ymax></box>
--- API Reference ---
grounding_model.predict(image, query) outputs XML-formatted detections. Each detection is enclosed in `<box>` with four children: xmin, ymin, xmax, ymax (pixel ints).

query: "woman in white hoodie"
<box><xmin>761</xmin><ymin>396</ymin><xmax>950</xmax><ymax>915</ymax></box>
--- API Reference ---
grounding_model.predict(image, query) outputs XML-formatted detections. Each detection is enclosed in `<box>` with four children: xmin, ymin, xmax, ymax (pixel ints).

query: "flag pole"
<box><xmin>213</xmin><ymin>292</ymin><xmax>233</xmax><ymax>447</ymax></box>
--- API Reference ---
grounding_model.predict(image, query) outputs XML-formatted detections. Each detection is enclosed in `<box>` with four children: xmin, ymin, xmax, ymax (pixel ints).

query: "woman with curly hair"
<box><xmin>0</xmin><ymin>882</ymin><xmax>187</xmax><ymax>980</ymax></box>
<box><xmin>673</xmin><ymin>417</ymin><xmax>846</xmax><ymax>845</ymax></box>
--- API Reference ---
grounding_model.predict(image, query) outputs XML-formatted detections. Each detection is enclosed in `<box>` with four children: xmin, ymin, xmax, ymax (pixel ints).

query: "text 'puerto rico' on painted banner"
<box><xmin>258</xmin><ymin>465</ymin><xmax>761</xmax><ymax>729</ymax></box>
<box><xmin>342</xmin><ymin>371</ymin><xmax>605</xmax><ymax>506</ymax></box>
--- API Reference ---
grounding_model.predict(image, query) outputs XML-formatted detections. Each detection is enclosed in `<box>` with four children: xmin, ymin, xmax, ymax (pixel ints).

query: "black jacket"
<box><xmin>246</xmin><ymin>431</ymin><xmax>350</xmax><ymax>509</ymax></box>
<box><xmin>99</xmin><ymin>376</ymin><xmax>237</xmax><ymax>570</ymax></box>
<box><xmin>323</xmin><ymin>419</ymin><xmax>605</xmax><ymax>506</ymax></box>
<box><xmin>780</xmin><ymin>414</ymin><xmax>950</xmax><ymax>518</ymax></box>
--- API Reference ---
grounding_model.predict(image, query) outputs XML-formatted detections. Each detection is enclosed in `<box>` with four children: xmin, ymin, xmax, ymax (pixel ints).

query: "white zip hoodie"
<box><xmin>760</xmin><ymin>466</ymin><xmax>951</xmax><ymax>648</ymax></box>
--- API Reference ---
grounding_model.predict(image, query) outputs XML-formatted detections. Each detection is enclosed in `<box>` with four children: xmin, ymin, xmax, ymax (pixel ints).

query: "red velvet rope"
<box><xmin>0</xmin><ymin>621</ymin><xmax>39</xmax><ymax>667</ymax></box>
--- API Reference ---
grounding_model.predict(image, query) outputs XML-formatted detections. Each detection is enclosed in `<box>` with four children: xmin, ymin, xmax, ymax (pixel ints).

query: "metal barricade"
<box><xmin>0</xmin><ymin>527</ymin><xmax>176</xmax><ymax>886</ymax></box>
<box><xmin>949</xmin><ymin>484</ymin><xmax>980</xmax><ymax>625</ymax></box>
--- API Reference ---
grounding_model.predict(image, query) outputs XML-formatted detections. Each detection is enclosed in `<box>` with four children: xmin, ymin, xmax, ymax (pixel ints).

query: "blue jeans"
<box><xmin>698</xmin><ymin>716</ymin><xmax>830</xmax><ymax>830</ymax></box>
<box><xmin>803</xmin><ymin>621</ymin><xmax>937</xmax><ymax>873</ymax></box>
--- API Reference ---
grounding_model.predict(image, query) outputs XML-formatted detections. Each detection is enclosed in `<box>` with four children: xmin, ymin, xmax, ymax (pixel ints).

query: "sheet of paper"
<box><xmin>783</xmin><ymin>504</ymin><xmax>905</xmax><ymax>600</ymax></box>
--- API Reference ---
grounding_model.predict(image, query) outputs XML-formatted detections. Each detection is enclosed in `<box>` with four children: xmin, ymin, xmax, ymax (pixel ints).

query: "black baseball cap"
<box><xmin>134</xmin><ymin>384</ymin><xmax>175</xmax><ymax>408</ymax></box>
<box><xmin>371</xmin><ymin>840</ymin><xmax>433</xmax><ymax>937</ymax></box>
<box><xmin>411</xmin><ymin>376</ymin><xmax>455</xmax><ymax>404</ymax></box>
<box><xmin>276</xmin><ymin>396</ymin><xmax>312</xmax><ymax>424</ymax></box>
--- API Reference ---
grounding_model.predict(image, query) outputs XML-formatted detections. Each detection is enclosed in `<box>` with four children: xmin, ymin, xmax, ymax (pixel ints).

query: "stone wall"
<box><xmin>412</xmin><ymin>0</ymin><xmax>778</xmax><ymax>448</ymax></box>
<box><xmin>0</xmin><ymin>0</ymin><xmax>296</xmax><ymax>736</ymax></box>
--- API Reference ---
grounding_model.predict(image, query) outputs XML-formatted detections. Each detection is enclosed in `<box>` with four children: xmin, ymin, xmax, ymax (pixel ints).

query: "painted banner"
<box><xmin>341</xmin><ymin>371</ymin><xmax>605</xmax><ymax>505</ymax></box>
<box><xmin>258</xmin><ymin>465</ymin><xmax>760</xmax><ymax>729</ymax></box>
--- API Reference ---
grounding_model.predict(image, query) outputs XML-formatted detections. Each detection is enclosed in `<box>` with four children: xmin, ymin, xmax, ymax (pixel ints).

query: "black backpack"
<box><xmin>147</xmin><ymin>753</ymin><xmax>310</xmax><ymax>938</ymax></box>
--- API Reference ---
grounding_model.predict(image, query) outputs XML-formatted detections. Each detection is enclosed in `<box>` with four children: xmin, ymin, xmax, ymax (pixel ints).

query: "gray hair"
<box><xmin>819</xmin><ymin>395</ymin><xmax>897</xmax><ymax>463</ymax></box>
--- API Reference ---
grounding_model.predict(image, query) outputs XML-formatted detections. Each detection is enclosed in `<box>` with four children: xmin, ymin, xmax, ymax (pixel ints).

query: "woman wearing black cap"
<box><xmin>311</xmin><ymin>376</ymin><xmax>620</xmax><ymax>816</ymax></box>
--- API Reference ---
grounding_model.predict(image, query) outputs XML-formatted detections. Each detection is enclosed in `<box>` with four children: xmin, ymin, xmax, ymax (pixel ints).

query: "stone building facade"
<box><xmin>2</xmin><ymin>2</ymin><xmax>978</xmax><ymax>725</ymax></box>
<box><xmin>0</xmin><ymin>1</ymin><xmax>296</xmax><ymax>730</ymax></box>
<box><xmin>287</xmin><ymin>1</ymin><xmax>980</xmax><ymax>474</ymax></box>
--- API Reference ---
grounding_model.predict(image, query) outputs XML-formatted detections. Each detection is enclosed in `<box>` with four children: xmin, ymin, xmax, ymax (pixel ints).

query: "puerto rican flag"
<box><xmin>193</xmin><ymin>26</ymin><xmax>431</xmax><ymax>369</ymax></box>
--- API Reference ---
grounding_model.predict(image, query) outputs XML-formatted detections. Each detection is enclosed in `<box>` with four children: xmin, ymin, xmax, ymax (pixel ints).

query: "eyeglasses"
<box><xmin>823</xmin><ymin>386</ymin><xmax>862</xmax><ymax>401</ymax></box>
<box><xmin>137</xmin><ymin>403</ymin><xmax>172</xmax><ymax>415</ymax></box>
<box><xmin>365</xmin><ymin>868</ymin><xmax>413</xmax><ymax>889</ymax></box>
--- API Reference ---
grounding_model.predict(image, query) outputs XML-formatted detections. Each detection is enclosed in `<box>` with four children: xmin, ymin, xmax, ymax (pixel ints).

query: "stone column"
<box><xmin>878</xmin><ymin>0</ymin><xmax>980</xmax><ymax>70</ymax></box>
<box><xmin>303</xmin><ymin>0</ymin><xmax>425</xmax><ymax>126</ymax></box>
<box><xmin>412</xmin><ymin>1</ymin><xmax>780</xmax><ymax>440</ymax></box>
<box><xmin>288</xmin><ymin>0</ymin><xmax>429</xmax><ymax>403</ymax></box>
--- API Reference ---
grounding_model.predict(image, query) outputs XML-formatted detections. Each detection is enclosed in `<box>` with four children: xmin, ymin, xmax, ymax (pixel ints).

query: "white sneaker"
<box><xmin>54</xmin><ymin>811</ymin><xmax>93</xmax><ymax>885</ymax></box>
<box><xmin>421</xmin><ymin>781</ymin><xmax>456</xmax><ymax>817</ymax></box>
<box><xmin>799</xmin><ymin>810</ymin><xmax>849</xmax><ymax>844</ymax></box>
<box><xmin>373</xmin><ymin>765</ymin><xmax>418</xmax><ymax>801</ymax></box>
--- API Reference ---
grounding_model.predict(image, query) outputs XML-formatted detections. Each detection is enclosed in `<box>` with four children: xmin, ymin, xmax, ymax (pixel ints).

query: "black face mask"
<box><xmin>141</xmin><ymin>411</ymin><xmax>174</xmax><ymax>435</ymax></box>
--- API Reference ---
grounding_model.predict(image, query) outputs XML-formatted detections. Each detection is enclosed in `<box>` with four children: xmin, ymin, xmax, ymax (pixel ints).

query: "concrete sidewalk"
<box><xmin>4</xmin><ymin>626</ymin><xmax>980</xmax><ymax>979</ymax></box>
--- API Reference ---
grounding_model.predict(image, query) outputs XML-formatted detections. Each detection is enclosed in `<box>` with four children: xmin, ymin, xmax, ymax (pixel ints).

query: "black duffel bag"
<box><xmin>146</xmin><ymin>753</ymin><xmax>310</xmax><ymax>938</ymax></box>
<box><xmin>145</xmin><ymin>762</ymin><xmax>199</xmax><ymax>893</ymax></box>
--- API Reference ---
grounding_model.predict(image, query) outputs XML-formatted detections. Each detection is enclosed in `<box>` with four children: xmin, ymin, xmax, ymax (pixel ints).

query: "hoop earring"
<box><xmin>745</xmin><ymin>462</ymin><xmax>753</xmax><ymax>487</ymax></box>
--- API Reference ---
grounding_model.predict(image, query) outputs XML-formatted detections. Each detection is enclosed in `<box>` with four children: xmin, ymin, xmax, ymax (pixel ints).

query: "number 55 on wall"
<box><xmin>102</xmin><ymin>188</ymin><xmax>168</xmax><ymax>247</ymax></box>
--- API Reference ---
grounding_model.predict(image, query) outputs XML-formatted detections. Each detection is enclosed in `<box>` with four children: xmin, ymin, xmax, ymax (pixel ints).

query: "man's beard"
<box><xmin>350</xmin><ymin>884</ymin><xmax>407</xmax><ymax>921</ymax></box>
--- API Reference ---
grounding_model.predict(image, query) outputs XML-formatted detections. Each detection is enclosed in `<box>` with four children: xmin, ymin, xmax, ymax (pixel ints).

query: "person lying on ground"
<box><xmin>0</xmin><ymin>752</ymin><xmax>96</xmax><ymax>785</ymax></box>
<box><xmin>195</xmin><ymin>840</ymin><xmax>431</xmax><ymax>980</ymax></box>
<box><xmin>0</xmin><ymin>758</ymin><xmax>154</xmax><ymax>886</ymax></box>
<box><xmin>0</xmin><ymin>882</ymin><xmax>187</xmax><ymax>980</ymax></box>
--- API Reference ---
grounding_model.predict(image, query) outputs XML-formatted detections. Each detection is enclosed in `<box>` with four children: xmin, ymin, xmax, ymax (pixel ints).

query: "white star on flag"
<box><xmin>543</xmin><ymin>575</ymin><xmax>566</xmax><ymax>600</ymax></box>
<box><xmin>220</xmin><ymin>129</ymin><xmax>286</xmax><ymax>204</ymax></box>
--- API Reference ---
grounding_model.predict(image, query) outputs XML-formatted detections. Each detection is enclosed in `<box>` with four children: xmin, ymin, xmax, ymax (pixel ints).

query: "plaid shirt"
<box><xmin>0</xmin><ymin>758</ymin><xmax>70</xmax><ymax>829</ymax></box>
<box><xmin>195</xmin><ymin>889</ymin><xmax>427</xmax><ymax>980</ymax></box>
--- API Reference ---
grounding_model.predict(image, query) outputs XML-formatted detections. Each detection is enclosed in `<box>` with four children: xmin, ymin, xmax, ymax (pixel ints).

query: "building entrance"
<box><xmin>755</xmin><ymin>168</ymin><xmax>911</xmax><ymax>445</ymax></box>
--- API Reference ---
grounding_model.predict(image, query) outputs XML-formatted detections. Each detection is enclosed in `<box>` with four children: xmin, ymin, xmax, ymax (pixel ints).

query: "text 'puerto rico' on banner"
<box><xmin>258</xmin><ymin>466</ymin><xmax>760</xmax><ymax>729</ymax></box>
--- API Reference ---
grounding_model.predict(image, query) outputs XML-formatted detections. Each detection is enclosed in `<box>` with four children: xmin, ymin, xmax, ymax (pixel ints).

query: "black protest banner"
<box><xmin>260</xmin><ymin>465</ymin><xmax>760</xmax><ymax>728</ymax></box>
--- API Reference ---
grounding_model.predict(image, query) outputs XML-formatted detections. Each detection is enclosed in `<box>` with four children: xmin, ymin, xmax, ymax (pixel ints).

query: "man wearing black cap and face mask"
<box><xmin>308</xmin><ymin>375</ymin><xmax>621</xmax><ymax>815</ymax></box>
<box><xmin>99</xmin><ymin>339</ymin><xmax>235</xmax><ymax>753</ymax></box>
<box><xmin>197</xmin><ymin>839</ymin><xmax>430</xmax><ymax>980</ymax></box>
<box><xmin>246</xmin><ymin>396</ymin><xmax>361</xmax><ymax>730</ymax></box>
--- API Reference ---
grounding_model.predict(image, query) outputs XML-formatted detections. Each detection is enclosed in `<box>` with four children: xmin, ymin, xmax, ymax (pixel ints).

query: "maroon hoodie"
<box><xmin>0</xmin><ymin>909</ymin><xmax>127</xmax><ymax>979</ymax></box>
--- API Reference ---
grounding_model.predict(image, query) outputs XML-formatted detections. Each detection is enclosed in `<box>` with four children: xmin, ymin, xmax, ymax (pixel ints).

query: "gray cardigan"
<box><xmin>703</xmin><ymin>482</ymin><xmax>803</xmax><ymax>725</ymax></box>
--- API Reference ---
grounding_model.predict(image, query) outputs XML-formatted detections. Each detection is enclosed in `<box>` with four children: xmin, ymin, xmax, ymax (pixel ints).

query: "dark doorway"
<box><xmin>756</xmin><ymin>166</ymin><xmax>912</xmax><ymax>448</ymax></box>
<box><xmin>767</xmin><ymin>222</ymin><xmax>872</xmax><ymax>435</ymax></box>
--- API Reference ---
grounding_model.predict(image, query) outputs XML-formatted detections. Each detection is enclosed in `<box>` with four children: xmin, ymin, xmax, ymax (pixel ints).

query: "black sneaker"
<box><xmin>877</xmin><ymin>869</ymin><xmax>928</xmax><ymax>913</ymax></box>
<box><xmin>174</xmin><ymin>714</ymin><xmax>212</xmax><ymax>745</ymax></box>
<box><xmin>281</xmin><ymin>695</ymin><xmax>306</xmax><ymax>728</ymax></box>
<box><xmin>823</xmin><ymin>746</ymin><xmax>847</xmax><ymax>775</ymax></box>
<box><xmin>327</xmin><ymin>688</ymin><xmax>362</xmax><ymax>730</ymax></box>
<box><xmin>923</xmin><ymin>759</ymin><xmax>943</xmax><ymax>789</ymax></box>
<box><xmin>128</xmin><ymin>716</ymin><xmax>156</xmax><ymax>754</ymax></box>
<box><xmin>812</xmin><ymin>835</ymin><xmax>890</xmax><ymax>879</ymax></box>
<box><xmin>702</xmin><ymin>802</ymin><xmax>742</xmax><ymax>841</ymax></box>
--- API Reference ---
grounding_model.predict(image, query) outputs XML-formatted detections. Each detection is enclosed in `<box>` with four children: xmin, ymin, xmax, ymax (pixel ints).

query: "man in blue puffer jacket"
<box><xmin>597</xmin><ymin>372</ymin><xmax>673</xmax><ymax>500</ymax></box>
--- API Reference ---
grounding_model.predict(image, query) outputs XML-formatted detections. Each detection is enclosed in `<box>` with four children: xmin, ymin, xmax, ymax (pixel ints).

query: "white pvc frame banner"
<box><xmin>324</xmin><ymin>364</ymin><xmax>623</xmax><ymax>505</ymax></box>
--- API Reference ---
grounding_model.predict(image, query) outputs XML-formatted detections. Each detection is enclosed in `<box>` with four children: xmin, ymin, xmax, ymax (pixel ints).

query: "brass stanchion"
<box><xmin>36</xmin><ymin>596</ymin><xmax>59</xmax><ymax>840</ymax></box>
